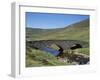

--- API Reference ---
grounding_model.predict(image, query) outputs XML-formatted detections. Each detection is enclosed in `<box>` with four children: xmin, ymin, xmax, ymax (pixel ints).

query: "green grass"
<box><xmin>26</xmin><ymin>47</ymin><xmax>89</xmax><ymax>67</ymax></box>
<box><xmin>75</xmin><ymin>48</ymin><xmax>89</xmax><ymax>55</ymax></box>
<box><xmin>26</xmin><ymin>47</ymin><xmax>67</xmax><ymax>67</ymax></box>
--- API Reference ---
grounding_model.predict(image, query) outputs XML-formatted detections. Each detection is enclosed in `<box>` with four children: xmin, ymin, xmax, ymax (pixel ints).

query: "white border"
<box><xmin>11</xmin><ymin>2</ymin><xmax>97</xmax><ymax>78</ymax></box>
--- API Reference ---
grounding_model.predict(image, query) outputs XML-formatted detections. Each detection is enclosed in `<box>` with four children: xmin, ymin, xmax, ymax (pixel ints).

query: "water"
<box><xmin>43</xmin><ymin>47</ymin><xmax>60</xmax><ymax>56</ymax></box>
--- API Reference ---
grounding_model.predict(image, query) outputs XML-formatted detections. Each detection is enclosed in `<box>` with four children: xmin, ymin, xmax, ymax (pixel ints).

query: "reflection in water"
<box><xmin>43</xmin><ymin>47</ymin><xmax>60</xmax><ymax>56</ymax></box>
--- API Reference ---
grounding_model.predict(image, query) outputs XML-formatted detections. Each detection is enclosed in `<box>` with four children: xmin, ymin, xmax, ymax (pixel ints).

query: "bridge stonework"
<box><xmin>26</xmin><ymin>40</ymin><xmax>88</xmax><ymax>51</ymax></box>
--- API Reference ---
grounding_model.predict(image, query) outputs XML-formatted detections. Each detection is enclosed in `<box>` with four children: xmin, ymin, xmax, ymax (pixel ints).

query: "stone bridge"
<box><xmin>26</xmin><ymin>40</ymin><xmax>89</xmax><ymax>64</ymax></box>
<box><xmin>26</xmin><ymin>40</ymin><xmax>88</xmax><ymax>53</ymax></box>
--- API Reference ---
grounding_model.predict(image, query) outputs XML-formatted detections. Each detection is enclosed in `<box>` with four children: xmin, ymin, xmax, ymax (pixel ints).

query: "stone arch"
<box><xmin>50</xmin><ymin>44</ymin><xmax>64</xmax><ymax>56</ymax></box>
<box><xmin>70</xmin><ymin>44</ymin><xmax>82</xmax><ymax>50</ymax></box>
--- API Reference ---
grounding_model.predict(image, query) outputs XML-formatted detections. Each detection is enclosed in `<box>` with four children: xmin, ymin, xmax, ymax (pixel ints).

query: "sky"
<box><xmin>26</xmin><ymin>12</ymin><xmax>89</xmax><ymax>29</ymax></box>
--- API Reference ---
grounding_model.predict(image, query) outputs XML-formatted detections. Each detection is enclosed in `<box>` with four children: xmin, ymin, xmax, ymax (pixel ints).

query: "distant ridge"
<box><xmin>26</xmin><ymin>19</ymin><xmax>89</xmax><ymax>42</ymax></box>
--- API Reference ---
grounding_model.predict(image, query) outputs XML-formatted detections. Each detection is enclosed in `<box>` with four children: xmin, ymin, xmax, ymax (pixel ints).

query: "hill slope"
<box><xmin>26</xmin><ymin>19</ymin><xmax>89</xmax><ymax>42</ymax></box>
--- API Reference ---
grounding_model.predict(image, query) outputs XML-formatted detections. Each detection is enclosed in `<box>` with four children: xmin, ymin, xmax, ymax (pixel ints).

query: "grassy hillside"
<box><xmin>26</xmin><ymin>19</ymin><xmax>89</xmax><ymax>42</ymax></box>
<box><xmin>26</xmin><ymin>47</ymin><xmax>67</xmax><ymax>67</ymax></box>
